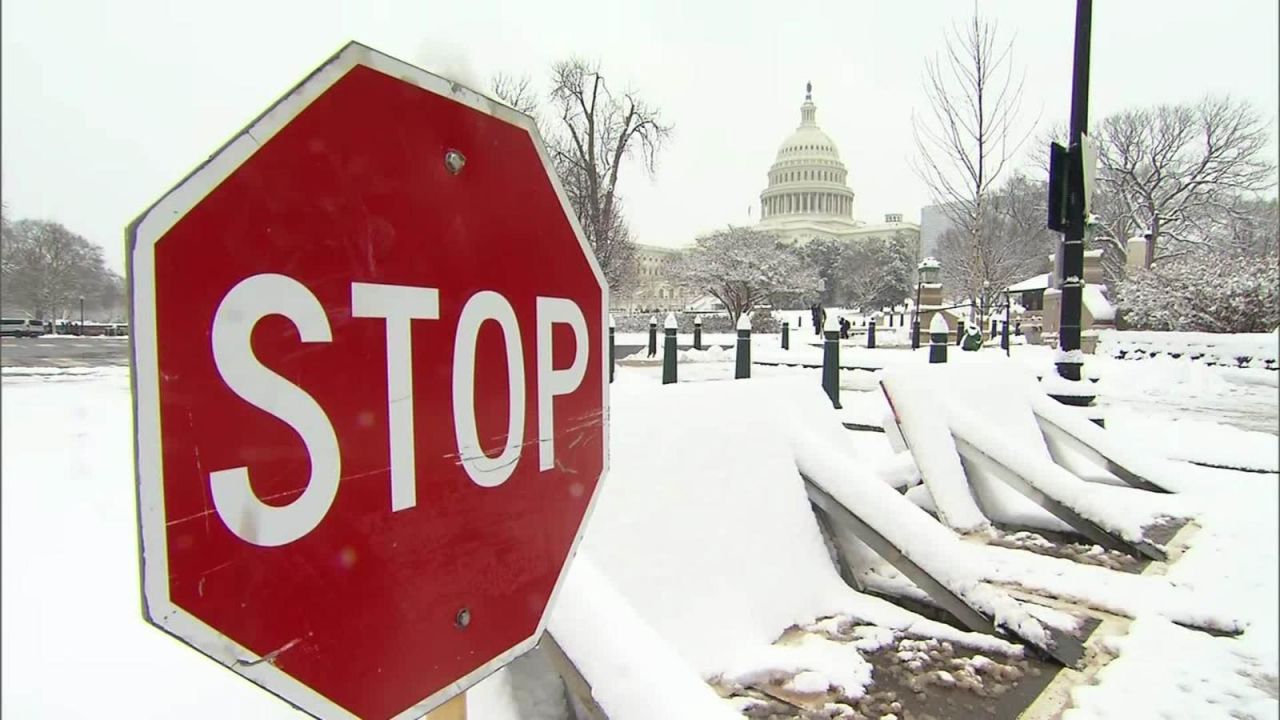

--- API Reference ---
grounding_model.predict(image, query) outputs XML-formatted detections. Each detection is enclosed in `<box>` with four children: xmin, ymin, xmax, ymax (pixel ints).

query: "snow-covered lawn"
<box><xmin>2</xmin><ymin>352</ymin><xmax>1276</xmax><ymax>719</ymax></box>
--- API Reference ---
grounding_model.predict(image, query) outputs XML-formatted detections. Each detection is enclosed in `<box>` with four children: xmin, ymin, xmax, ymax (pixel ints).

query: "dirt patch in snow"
<box><xmin>985</xmin><ymin>527</ymin><xmax>1145</xmax><ymax>573</ymax></box>
<box><xmin>715</xmin><ymin>627</ymin><xmax>1063</xmax><ymax>719</ymax></box>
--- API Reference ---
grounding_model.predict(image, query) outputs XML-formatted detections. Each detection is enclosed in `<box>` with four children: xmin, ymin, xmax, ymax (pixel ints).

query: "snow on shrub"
<box><xmin>1117</xmin><ymin>248</ymin><xmax>1279</xmax><ymax>332</ymax></box>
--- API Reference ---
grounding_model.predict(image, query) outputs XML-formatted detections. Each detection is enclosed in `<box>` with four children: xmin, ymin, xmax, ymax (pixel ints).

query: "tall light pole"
<box><xmin>1056</xmin><ymin>0</ymin><xmax>1092</xmax><ymax>382</ymax></box>
<box><xmin>79</xmin><ymin>296</ymin><xmax>85</xmax><ymax>336</ymax></box>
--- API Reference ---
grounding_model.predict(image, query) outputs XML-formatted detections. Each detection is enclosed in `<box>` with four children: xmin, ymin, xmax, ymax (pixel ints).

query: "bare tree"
<box><xmin>1093</xmin><ymin>96</ymin><xmax>1277</xmax><ymax>267</ymax></box>
<box><xmin>492</xmin><ymin>60</ymin><xmax>672</xmax><ymax>296</ymax></box>
<box><xmin>937</xmin><ymin>173</ymin><xmax>1056</xmax><ymax>315</ymax></box>
<box><xmin>491</xmin><ymin>73</ymin><xmax>540</xmax><ymax>118</ymax></box>
<box><xmin>1</xmin><ymin>219</ymin><xmax>120</xmax><ymax>320</ymax></box>
<box><xmin>675</xmin><ymin>226</ymin><xmax>821</xmax><ymax>327</ymax></box>
<box><xmin>911</xmin><ymin>10</ymin><xmax>1035</xmax><ymax>312</ymax></box>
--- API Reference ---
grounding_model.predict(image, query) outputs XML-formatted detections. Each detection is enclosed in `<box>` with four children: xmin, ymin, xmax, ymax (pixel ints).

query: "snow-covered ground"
<box><xmin>2</xmin><ymin>340</ymin><xmax>1276</xmax><ymax>719</ymax></box>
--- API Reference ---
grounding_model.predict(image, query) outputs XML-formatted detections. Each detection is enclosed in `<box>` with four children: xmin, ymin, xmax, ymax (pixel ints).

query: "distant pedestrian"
<box><xmin>839</xmin><ymin>317</ymin><xmax>850</xmax><ymax>339</ymax></box>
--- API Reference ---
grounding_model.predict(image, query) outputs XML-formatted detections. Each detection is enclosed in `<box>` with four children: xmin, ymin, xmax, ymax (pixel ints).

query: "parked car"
<box><xmin>4</xmin><ymin>319</ymin><xmax>45</xmax><ymax>337</ymax></box>
<box><xmin>0</xmin><ymin>318</ymin><xmax>49</xmax><ymax>337</ymax></box>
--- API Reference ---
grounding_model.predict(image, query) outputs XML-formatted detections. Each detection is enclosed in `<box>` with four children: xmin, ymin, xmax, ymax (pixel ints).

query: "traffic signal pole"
<box><xmin>1056</xmin><ymin>0</ymin><xmax>1092</xmax><ymax>382</ymax></box>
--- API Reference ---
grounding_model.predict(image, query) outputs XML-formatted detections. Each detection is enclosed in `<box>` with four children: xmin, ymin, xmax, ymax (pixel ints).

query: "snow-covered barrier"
<box><xmin>555</xmin><ymin>376</ymin><xmax>1087</xmax><ymax>708</ymax></box>
<box><xmin>1098</xmin><ymin>330</ymin><xmax>1279</xmax><ymax>370</ymax></box>
<box><xmin>880</xmin><ymin>364</ymin><xmax>1189</xmax><ymax>557</ymax></box>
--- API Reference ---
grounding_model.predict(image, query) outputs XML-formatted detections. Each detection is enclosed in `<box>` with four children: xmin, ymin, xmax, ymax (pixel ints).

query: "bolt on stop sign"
<box><xmin>128</xmin><ymin>42</ymin><xmax>608</xmax><ymax>719</ymax></box>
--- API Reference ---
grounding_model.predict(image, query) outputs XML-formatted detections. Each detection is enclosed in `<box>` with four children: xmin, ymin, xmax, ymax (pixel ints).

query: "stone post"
<box><xmin>662</xmin><ymin>313</ymin><xmax>678</xmax><ymax>385</ymax></box>
<box><xmin>821</xmin><ymin>314</ymin><xmax>842</xmax><ymax>409</ymax></box>
<box><xmin>693</xmin><ymin>314</ymin><xmax>703</xmax><ymax>350</ymax></box>
<box><xmin>929</xmin><ymin>313</ymin><xmax>949</xmax><ymax>364</ymax></box>
<box><xmin>735</xmin><ymin>314</ymin><xmax>752</xmax><ymax>379</ymax></box>
<box><xmin>911</xmin><ymin>318</ymin><xmax>921</xmax><ymax>350</ymax></box>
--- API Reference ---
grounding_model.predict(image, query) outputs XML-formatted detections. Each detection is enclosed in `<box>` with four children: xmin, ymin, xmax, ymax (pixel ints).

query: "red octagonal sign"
<box><xmin>129</xmin><ymin>43</ymin><xmax>608</xmax><ymax>719</ymax></box>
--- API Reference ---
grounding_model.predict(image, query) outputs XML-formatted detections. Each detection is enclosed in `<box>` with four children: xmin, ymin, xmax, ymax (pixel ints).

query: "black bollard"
<box><xmin>929</xmin><ymin>315</ymin><xmax>949</xmax><ymax>363</ymax></box>
<box><xmin>822</xmin><ymin>319</ymin><xmax>842</xmax><ymax>409</ymax></box>
<box><xmin>735</xmin><ymin>315</ymin><xmax>751</xmax><ymax>379</ymax></box>
<box><xmin>956</xmin><ymin>319</ymin><xmax>965</xmax><ymax>346</ymax></box>
<box><xmin>782</xmin><ymin>320</ymin><xmax>790</xmax><ymax>350</ymax></box>
<box><xmin>867</xmin><ymin>318</ymin><xmax>877</xmax><ymax>349</ymax></box>
<box><xmin>1000</xmin><ymin>320</ymin><xmax>1010</xmax><ymax>352</ymax></box>
<box><xmin>647</xmin><ymin>316</ymin><xmax>657</xmax><ymax>358</ymax></box>
<box><xmin>608</xmin><ymin>316</ymin><xmax>615</xmax><ymax>383</ymax></box>
<box><xmin>693</xmin><ymin>315</ymin><xmax>703</xmax><ymax>351</ymax></box>
<box><xmin>911</xmin><ymin>319</ymin><xmax>921</xmax><ymax>350</ymax></box>
<box><xmin>662</xmin><ymin>314</ymin><xmax>678</xmax><ymax>385</ymax></box>
<box><xmin>991</xmin><ymin>319</ymin><xmax>998</xmax><ymax>337</ymax></box>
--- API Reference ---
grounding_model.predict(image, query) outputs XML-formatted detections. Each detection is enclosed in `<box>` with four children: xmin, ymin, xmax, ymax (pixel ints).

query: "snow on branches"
<box><xmin>1117</xmin><ymin>246</ymin><xmax>1279</xmax><ymax>332</ymax></box>
<box><xmin>675</xmin><ymin>226</ymin><xmax>822</xmax><ymax>326</ymax></box>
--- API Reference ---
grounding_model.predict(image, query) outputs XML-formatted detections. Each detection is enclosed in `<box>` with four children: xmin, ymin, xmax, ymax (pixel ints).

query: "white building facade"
<box><xmin>756</xmin><ymin>84</ymin><xmax>921</xmax><ymax>251</ymax></box>
<box><xmin>624</xmin><ymin>84</ymin><xmax>925</xmax><ymax>311</ymax></box>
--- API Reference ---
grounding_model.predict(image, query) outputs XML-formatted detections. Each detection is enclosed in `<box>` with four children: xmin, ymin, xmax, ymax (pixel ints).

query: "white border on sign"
<box><xmin>126</xmin><ymin>41</ymin><xmax>610</xmax><ymax>720</ymax></box>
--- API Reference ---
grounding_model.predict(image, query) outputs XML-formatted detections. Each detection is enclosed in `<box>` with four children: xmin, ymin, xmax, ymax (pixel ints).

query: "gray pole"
<box><xmin>781</xmin><ymin>320</ymin><xmax>790</xmax><ymax>350</ymax></box>
<box><xmin>662</xmin><ymin>314</ymin><xmax>678</xmax><ymax>385</ymax></box>
<box><xmin>1003</xmin><ymin>292</ymin><xmax>1011</xmax><ymax>355</ymax></box>
<box><xmin>912</xmin><ymin>280</ymin><xmax>923</xmax><ymax>350</ymax></box>
<box><xmin>647</xmin><ymin>316</ymin><xmax>658</xmax><ymax>358</ymax></box>
<box><xmin>79</xmin><ymin>297</ymin><xmax>85</xmax><ymax>336</ymax></box>
<box><xmin>866</xmin><ymin>318</ymin><xmax>876</xmax><ymax>349</ymax></box>
<box><xmin>608</xmin><ymin>316</ymin><xmax>616</xmax><ymax>383</ymax></box>
<box><xmin>693</xmin><ymin>315</ymin><xmax>703</xmax><ymax>350</ymax></box>
<box><xmin>1057</xmin><ymin>0</ymin><xmax>1092</xmax><ymax>382</ymax></box>
<box><xmin>956</xmin><ymin>318</ymin><xmax>965</xmax><ymax>346</ymax></box>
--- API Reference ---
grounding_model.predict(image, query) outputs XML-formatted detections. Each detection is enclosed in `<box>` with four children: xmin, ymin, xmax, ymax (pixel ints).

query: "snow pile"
<box><xmin>547</xmin><ymin>555</ymin><xmax>740</xmax><ymax>719</ymax></box>
<box><xmin>1064</xmin><ymin>618</ymin><xmax>1277</xmax><ymax>720</ymax></box>
<box><xmin>677</xmin><ymin>345</ymin><xmax>733</xmax><ymax>363</ymax></box>
<box><xmin>721</xmin><ymin>634</ymin><xmax>874</xmax><ymax>699</ymax></box>
<box><xmin>1082</xmin><ymin>285</ymin><xmax>1116</xmax><ymax>322</ymax></box>
<box><xmin>1</xmin><ymin>370</ymin><xmax>302</xmax><ymax>719</ymax></box>
<box><xmin>1102</xmin><ymin>406</ymin><xmax>1279</xmax><ymax>473</ymax></box>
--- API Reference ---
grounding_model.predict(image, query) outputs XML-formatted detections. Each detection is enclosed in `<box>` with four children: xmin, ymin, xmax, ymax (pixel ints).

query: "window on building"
<box><xmin>1024</xmin><ymin>291</ymin><xmax>1044</xmax><ymax>312</ymax></box>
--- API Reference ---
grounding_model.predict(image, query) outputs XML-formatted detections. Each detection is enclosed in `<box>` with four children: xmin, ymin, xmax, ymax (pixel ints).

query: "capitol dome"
<box><xmin>759</xmin><ymin>83</ymin><xmax>857</xmax><ymax>225</ymax></box>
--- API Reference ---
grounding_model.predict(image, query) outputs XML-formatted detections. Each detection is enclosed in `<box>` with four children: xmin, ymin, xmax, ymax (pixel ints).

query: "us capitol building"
<box><xmin>627</xmin><ymin>84</ymin><xmax>921</xmax><ymax>311</ymax></box>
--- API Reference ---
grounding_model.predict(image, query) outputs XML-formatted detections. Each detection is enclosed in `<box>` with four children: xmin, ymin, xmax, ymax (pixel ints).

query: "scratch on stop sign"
<box><xmin>234</xmin><ymin>637</ymin><xmax>303</xmax><ymax>667</ymax></box>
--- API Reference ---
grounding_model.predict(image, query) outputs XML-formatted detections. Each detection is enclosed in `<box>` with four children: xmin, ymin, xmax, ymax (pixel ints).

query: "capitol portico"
<box><xmin>625</xmin><ymin>83</ymin><xmax>923</xmax><ymax>312</ymax></box>
<box><xmin>756</xmin><ymin>84</ymin><xmax>920</xmax><ymax>250</ymax></box>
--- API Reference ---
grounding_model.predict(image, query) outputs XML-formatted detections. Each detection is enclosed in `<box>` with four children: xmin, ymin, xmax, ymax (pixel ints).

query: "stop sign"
<box><xmin>128</xmin><ymin>43</ymin><xmax>608</xmax><ymax>719</ymax></box>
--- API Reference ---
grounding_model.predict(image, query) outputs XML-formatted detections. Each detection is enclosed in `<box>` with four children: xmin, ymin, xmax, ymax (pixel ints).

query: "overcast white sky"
<box><xmin>3</xmin><ymin>0</ymin><xmax>1277</xmax><ymax>273</ymax></box>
